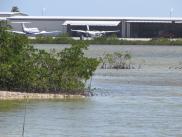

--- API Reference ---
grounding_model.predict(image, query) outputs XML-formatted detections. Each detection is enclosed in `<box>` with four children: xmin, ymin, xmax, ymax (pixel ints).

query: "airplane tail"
<box><xmin>11</xmin><ymin>22</ymin><xmax>30</xmax><ymax>32</ymax></box>
<box><xmin>86</xmin><ymin>25</ymin><xmax>90</xmax><ymax>31</ymax></box>
<box><xmin>21</xmin><ymin>23</ymin><xmax>26</xmax><ymax>32</ymax></box>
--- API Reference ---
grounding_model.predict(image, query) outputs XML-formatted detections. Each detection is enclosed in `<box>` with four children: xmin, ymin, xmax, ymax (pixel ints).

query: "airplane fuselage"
<box><xmin>8</xmin><ymin>22</ymin><xmax>61</xmax><ymax>36</ymax></box>
<box><xmin>23</xmin><ymin>27</ymin><xmax>40</xmax><ymax>34</ymax></box>
<box><xmin>71</xmin><ymin>25</ymin><xmax>118</xmax><ymax>38</ymax></box>
<box><xmin>85</xmin><ymin>31</ymin><xmax>104</xmax><ymax>37</ymax></box>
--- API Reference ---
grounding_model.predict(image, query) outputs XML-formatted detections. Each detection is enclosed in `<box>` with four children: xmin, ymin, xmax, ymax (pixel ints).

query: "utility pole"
<box><xmin>42</xmin><ymin>8</ymin><xmax>46</xmax><ymax>16</ymax></box>
<box><xmin>170</xmin><ymin>8</ymin><xmax>174</xmax><ymax>18</ymax></box>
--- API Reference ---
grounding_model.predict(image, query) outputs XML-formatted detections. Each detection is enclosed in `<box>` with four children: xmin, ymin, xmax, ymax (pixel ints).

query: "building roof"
<box><xmin>126</xmin><ymin>20</ymin><xmax>173</xmax><ymax>23</ymax></box>
<box><xmin>7</xmin><ymin>16</ymin><xmax>182</xmax><ymax>22</ymax></box>
<box><xmin>0</xmin><ymin>12</ymin><xmax>18</xmax><ymax>15</ymax></box>
<box><xmin>63</xmin><ymin>21</ymin><xmax>120</xmax><ymax>26</ymax></box>
<box><xmin>0</xmin><ymin>17</ymin><xmax>6</xmax><ymax>21</ymax></box>
<box><xmin>0</xmin><ymin>12</ymin><xmax>28</xmax><ymax>17</ymax></box>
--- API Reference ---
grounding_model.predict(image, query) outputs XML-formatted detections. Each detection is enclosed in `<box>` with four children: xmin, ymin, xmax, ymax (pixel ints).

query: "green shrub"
<box><xmin>0</xmin><ymin>21</ymin><xmax>99</xmax><ymax>94</ymax></box>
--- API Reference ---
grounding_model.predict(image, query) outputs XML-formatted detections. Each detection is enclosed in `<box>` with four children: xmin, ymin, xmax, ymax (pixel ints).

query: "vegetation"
<box><xmin>30</xmin><ymin>34</ymin><xmax>182</xmax><ymax>45</ymax></box>
<box><xmin>100</xmin><ymin>51</ymin><xmax>133</xmax><ymax>69</ymax></box>
<box><xmin>32</xmin><ymin>34</ymin><xmax>74</xmax><ymax>44</ymax></box>
<box><xmin>11</xmin><ymin>6</ymin><xmax>20</xmax><ymax>12</ymax></box>
<box><xmin>0</xmin><ymin>21</ymin><xmax>99</xmax><ymax>94</ymax></box>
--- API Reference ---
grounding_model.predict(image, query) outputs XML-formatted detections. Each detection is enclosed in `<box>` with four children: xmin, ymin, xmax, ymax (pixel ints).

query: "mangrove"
<box><xmin>0</xmin><ymin>21</ymin><xmax>99</xmax><ymax>94</ymax></box>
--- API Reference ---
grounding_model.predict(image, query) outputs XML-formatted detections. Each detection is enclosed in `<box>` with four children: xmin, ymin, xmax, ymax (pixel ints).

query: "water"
<box><xmin>0</xmin><ymin>45</ymin><xmax>182</xmax><ymax>137</ymax></box>
<box><xmin>34</xmin><ymin>44</ymin><xmax>182</xmax><ymax>68</ymax></box>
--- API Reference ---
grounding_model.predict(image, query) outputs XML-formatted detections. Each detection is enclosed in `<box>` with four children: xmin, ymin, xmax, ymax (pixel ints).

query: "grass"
<box><xmin>30</xmin><ymin>35</ymin><xmax>182</xmax><ymax>46</ymax></box>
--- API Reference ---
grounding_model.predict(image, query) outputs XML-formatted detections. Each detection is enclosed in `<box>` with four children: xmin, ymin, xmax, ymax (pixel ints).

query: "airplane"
<box><xmin>71</xmin><ymin>25</ymin><xmax>120</xmax><ymax>38</ymax></box>
<box><xmin>8</xmin><ymin>22</ymin><xmax>61</xmax><ymax>36</ymax></box>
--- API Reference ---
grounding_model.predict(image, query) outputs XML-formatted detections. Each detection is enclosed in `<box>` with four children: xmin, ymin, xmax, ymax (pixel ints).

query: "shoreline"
<box><xmin>0</xmin><ymin>91</ymin><xmax>86</xmax><ymax>100</ymax></box>
<box><xmin>30</xmin><ymin>37</ymin><xmax>182</xmax><ymax>46</ymax></box>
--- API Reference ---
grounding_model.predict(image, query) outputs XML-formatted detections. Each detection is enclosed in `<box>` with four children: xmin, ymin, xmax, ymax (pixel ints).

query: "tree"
<box><xmin>11</xmin><ymin>6</ymin><xmax>20</xmax><ymax>12</ymax></box>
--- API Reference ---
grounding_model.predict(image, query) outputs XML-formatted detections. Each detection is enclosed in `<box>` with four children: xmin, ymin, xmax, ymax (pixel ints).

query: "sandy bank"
<box><xmin>0</xmin><ymin>91</ymin><xmax>86</xmax><ymax>100</ymax></box>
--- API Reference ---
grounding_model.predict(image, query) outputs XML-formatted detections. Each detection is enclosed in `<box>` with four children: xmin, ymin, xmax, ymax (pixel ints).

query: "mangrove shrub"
<box><xmin>100</xmin><ymin>51</ymin><xmax>133</xmax><ymax>69</ymax></box>
<box><xmin>0</xmin><ymin>21</ymin><xmax>99</xmax><ymax>94</ymax></box>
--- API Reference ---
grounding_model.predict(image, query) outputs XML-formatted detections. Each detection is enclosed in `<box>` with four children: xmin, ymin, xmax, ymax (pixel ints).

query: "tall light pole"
<box><xmin>169</xmin><ymin>8</ymin><xmax>174</xmax><ymax>38</ymax></box>
<box><xmin>170</xmin><ymin>8</ymin><xmax>174</xmax><ymax>18</ymax></box>
<box><xmin>42</xmin><ymin>8</ymin><xmax>46</xmax><ymax>16</ymax></box>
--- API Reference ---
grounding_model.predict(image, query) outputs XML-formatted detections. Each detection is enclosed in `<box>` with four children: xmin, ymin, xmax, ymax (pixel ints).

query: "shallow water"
<box><xmin>34</xmin><ymin>44</ymin><xmax>182</xmax><ymax>68</ymax></box>
<box><xmin>0</xmin><ymin>45</ymin><xmax>182</xmax><ymax>137</ymax></box>
<box><xmin>0</xmin><ymin>75</ymin><xmax>182</xmax><ymax>137</ymax></box>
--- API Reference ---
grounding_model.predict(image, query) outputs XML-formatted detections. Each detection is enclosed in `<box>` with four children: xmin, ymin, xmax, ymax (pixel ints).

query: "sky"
<box><xmin>0</xmin><ymin>0</ymin><xmax>181</xmax><ymax>17</ymax></box>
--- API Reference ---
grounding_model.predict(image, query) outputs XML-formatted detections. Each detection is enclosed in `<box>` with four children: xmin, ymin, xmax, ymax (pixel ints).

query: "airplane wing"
<box><xmin>101</xmin><ymin>30</ymin><xmax>120</xmax><ymax>34</ymax></box>
<box><xmin>6</xmin><ymin>30</ymin><xmax>26</xmax><ymax>35</ymax></box>
<box><xmin>71</xmin><ymin>29</ymin><xmax>88</xmax><ymax>34</ymax></box>
<box><xmin>34</xmin><ymin>31</ymin><xmax>62</xmax><ymax>35</ymax></box>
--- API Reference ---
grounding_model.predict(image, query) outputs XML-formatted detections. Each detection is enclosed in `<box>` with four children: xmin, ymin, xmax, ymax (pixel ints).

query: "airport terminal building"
<box><xmin>1</xmin><ymin>12</ymin><xmax>182</xmax><ymax>38</ymax></box>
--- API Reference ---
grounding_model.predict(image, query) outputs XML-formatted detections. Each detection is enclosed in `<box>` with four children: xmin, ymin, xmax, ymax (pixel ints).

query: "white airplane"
<box><xmin>71</xmin><ymin>25</ymin><xmax>120</xmax><ymax>38</ymax></box>
<box><xmin>8</xmin><ymin>22</ymin><xmax>61</xmax><ymax>36</ymax></box>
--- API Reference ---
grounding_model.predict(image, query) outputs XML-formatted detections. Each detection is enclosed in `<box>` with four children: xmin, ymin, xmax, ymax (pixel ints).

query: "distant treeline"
<box><xmin>0</xmin><ymin>21</ymin><xmax>99</xmax><ymax>94</ymax></box>
<box><xmin>30</xmin><ymin>34</ymin><xmax>182</xmax><ymax>45</ymax></box>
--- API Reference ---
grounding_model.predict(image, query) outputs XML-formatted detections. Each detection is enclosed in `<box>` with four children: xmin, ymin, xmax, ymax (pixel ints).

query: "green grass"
<box><xmin>30</xmin><ymin>36</ymin><xmax>182</xmax><ymax>46</ymax></box>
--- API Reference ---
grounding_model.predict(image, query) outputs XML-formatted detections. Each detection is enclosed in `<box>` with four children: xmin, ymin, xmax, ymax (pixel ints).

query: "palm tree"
<box><xmin>11</xmin><ymin>6</ymin><xmax>20</xmax><ymax>12</ymax></box>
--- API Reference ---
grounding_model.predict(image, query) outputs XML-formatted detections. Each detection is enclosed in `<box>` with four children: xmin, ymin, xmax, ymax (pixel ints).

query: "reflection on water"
<box><xmin>0</xmin><ymin>45</ymin><xmax>182</xmax><ymax>137</ymax></box>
